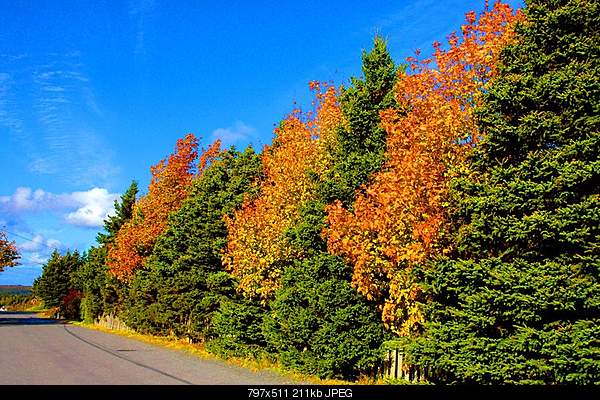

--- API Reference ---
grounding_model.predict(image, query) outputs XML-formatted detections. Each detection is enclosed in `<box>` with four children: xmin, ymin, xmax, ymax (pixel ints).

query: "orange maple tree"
<box><xmin>0</xmin><ymin>231</ymin><xmax>20</xmax><ymax>271</ymax></box>
<box><xmin>223</xmin><ymin>83</ymin><xmax>342</xmax><ymax>301</ymax></box>
<box><xmin>325</xmin><ymin>2</ymin><xmax>522</xmax><ymax>336</ymax></box>
<box><xmin>108</xmin><ymin>134</ymin><xmax>221</xmax><ymax>280</ymax></box>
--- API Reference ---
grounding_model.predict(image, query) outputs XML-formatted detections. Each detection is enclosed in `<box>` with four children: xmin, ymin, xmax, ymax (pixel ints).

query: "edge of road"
<box><xmin>63</xmin><ymin>318</ymin><xmax>357</xmax><ymax>385</ymax></box>
<box><xmin>61</xmin><ymin>323</ymin><xmax>196</xmax><ymax>385</ymax></box>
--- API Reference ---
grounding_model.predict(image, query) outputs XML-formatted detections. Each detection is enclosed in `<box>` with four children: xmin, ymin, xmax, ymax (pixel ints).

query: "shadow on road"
<box><xmin>0</xmin><ymin>312</ymin><xmax>63</xmax><ymax>326</ymax></box>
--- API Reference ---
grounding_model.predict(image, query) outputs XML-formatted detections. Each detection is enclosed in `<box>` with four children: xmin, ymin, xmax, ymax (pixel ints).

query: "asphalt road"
<box><xmin>0</xmin><ymin>312</ymin><xmax>295</xmax><ymax>385</ymax></box>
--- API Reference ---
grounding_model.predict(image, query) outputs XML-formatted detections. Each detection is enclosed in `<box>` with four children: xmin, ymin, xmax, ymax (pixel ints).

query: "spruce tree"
<box><xmin>33</xmin><ymin>250</ymin><xmax>83</xmax><ymax>308</ymax></box>
<box><xmin>78</xmin><ymin>181</ymin><xmax>139</xmax><ymax>322</ymax></box>
<box><xmin>263</xmin><ymin>37</ymin><xmax>398</xmax><ymax>379</ymax></box>
<box><xmin>124</xmin><ymin>147</ymin><xmax>263</xmax><ymax>341</ymax></box>
<box><xmin>413</xmin><ymin>0</ymin><xmax>600</xmax><ymax>384</ymax></box>
<box><xmin>320</xmin><ymin>35</ymin><xmax>399</xmax><ymax>207</ymax></box>
<box><xmin>97</xmin><ymin>180</ymin><xmax>138</xmax><ymax>245</ymax></box>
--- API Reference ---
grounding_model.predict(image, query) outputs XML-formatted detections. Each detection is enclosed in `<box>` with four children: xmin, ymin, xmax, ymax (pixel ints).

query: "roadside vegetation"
<box><xmin>21</xmin><ymin>0</ymin><xmax>599</xmax><ymax>384</ymax></box>
<box><xmin>0</xmin><ymin>286</ymin><xmax>44</xmax><ymax>312</ymax></box>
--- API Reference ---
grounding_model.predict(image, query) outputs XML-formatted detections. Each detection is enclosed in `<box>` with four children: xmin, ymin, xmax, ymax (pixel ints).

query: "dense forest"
<box><xmin>21</xmin><ymin>0</ymin><xmax>599</xmax><ymax>384</ymax></box>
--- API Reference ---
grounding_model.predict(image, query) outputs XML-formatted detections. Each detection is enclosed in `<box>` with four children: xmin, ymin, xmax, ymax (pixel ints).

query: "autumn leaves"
<box><xmin>225</xmin><ymin>2</ymin><xmax>521</xmax><ymax>336</ymax></box>
<box><xmin>327</xmin><ymin>2</ymin><xmax>522</xmax><ymax>336</ymax></box>
<box><xmin>105</xmin><ymin>3</ymin><xmax>522</xmax><ymax>339</ymax></box>
<box><xmin>0</xmin><ymin>231</ymin><xmax>20</xmax><ymax>272</ymax></box>
<box><xmin>223</xmin><ymin>83</ymin><xmax>342</xmax><ymax>302</ymax></box>
<box><xmin>107</xmin><ymin>134</ymin><xmax>221</xmax><ymax>280</ymax></box>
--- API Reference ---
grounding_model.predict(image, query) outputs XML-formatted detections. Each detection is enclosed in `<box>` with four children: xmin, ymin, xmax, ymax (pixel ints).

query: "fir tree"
<box><xmin>97</xmin><ymin>181</ymin><xmax>138</xmax><ymax>245</ymax></box>
<box><xmin>320</xmin><ymin>35</ymin><xmax>399</xmax><ymax>207</ymax></box>
<box><xmin>413</xmin><ymin>0</ymin><xmax>600</xmax><ymax>384</ymax></box>
<box><xmin>263</xmin><ymin>36</ymin><xmax>398</xmax><ymax>379</ymax></box>
<box><xmin>78</xmin><ymin>181</ymin><xmax>139</xmax><ymax>322</ymax></box>
<box><xmin>124</xmin><ymin>147</ymin><xmax>263</xmax><ymax>341</ymax></box>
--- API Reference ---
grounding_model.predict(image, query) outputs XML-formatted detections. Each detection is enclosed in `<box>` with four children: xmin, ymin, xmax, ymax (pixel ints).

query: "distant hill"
<box><xmin>0</xmin><ymin>285</ymin><xmax>33</xmax><ymax>295</ymax></box>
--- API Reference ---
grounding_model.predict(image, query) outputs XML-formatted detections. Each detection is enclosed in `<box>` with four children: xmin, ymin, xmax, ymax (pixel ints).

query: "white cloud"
<box><xmin>29</xmin><ymin>253</ymin><xmax>49</xmax><ymax>265</ymax></box>
<box><xmin>17</xmin><ymin>234</ymin><xmax>62</xmax><ymax>252</ymax></box>
<box><xmin>65</xmin><ymin>188</ymin><xmax>119</xmax><ymax>227</ymax></box>
<box><xmin>11</xmin><ymin>232</ymin><xmax>63</xmax><ymax>269</ymax></box>
<box><xmin>18</xmin><ymin>234</ymin><xmax>44</xmax><ymax>251</ymax></box>
<box><xmin>46</xmin><ymin>238</ymin><xmax>62</xmax><ymax>248</ymax></box>
<box><xmin>211</xmin><ymin>121</ymin><xmax>256</xmax><ymax>146</ymax></box>
<box><xmin>0</xmin><ymin>187</ymin><xmax>64</xmax><ymax>211</ymax></box>
<box><xmin>0</xmin><ymin>187</ymin><xmax>119</xmax><ymax>228</ymax></box>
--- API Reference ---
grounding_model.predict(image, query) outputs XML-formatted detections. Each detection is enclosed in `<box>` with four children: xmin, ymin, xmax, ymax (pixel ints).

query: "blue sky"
<box><xmin>0</xmin><ymin>0</ymin><xmax>523</xmax><ymax>285</ymax></box>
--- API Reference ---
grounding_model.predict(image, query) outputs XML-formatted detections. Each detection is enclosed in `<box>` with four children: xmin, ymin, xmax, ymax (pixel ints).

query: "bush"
<box><xmin>206</xmin><ymin>297</ymin><xmax>268</xmax><ymax>359</ymax></box>
<box><xmin>264</xmin><ymin>253</ymin><xmax>387</xmax><ymax>380</ymax></box>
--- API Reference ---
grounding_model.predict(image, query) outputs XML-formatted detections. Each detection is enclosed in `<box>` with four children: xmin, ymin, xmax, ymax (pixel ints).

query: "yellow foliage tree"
<box><xmin>223</xmin><ymin>83</ymin><xmax>342</xmax><ymax>301</ymax></box>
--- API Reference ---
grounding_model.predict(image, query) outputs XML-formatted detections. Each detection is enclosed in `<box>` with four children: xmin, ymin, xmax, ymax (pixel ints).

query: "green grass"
<box><xmin>26</xmin><ymin>303</ymin><xmax>48</xmax><ymax>312</ymax></box>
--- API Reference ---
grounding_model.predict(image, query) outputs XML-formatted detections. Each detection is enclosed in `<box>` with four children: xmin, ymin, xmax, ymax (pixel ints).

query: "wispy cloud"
<box><xmin>33</xmin><ymin>66</ymin><xmax>83</xmax><ymax>163</ymax></box>
<box><xmin>18</xmin><ymin>234</ymin><xmax>45</xmax><ymax>252</ymax></box>
<box><xmin>82</xmin><ymin>86</ymin><xmax>102</xmax><ymax>116</ymax></box>
<box><xmin>17</xmin><ymin>233</ymin><xmax>63</xmax><ymax>272</ymax></box>
<box><xmin>1</xmin><ymin>50</ymin><xmax>119</xmax><ymax>187</ymax></box>
<box><xmin>0</xmin><ymin>229</ymin><xmax>64</xmax><ymax>278</ymax></box>
<box><xmin>29</xmin><ymin>253</ymin><xmax>50</xmax><ymax>265</ymax></box>
<box><xmin>0</xmin><ymin>53</ymin><xmax>28</xmax><ymax>62</ymax></box>
<box><xmin>129</xmin><ymin>0</ymin><xmax>158</xmax><ymax>57</ymax></box>
<box><xmin>0</xmin><ymin>186</ymin><xmax>120</xmax><ymax>228</ymax></box>
<box><xmin>17</xmin><ymin>234</ymin><xmax>62</xmax><ymax>252</ymax></box>
<box><xmin>369</xmin><ymin>0</ymin><xmax>481</xmax><ymax>59</ymax></box>
<box><xmin>0</xmin><ymin>72</ymin><xmax>25</xmax><ymax>137</ymax></box>
<box><xmin>211</xmin><ymin>121</ymin><xmax>257</xmax><ymax>147</ymax></box>
<box><xmin>28</xmin><ymin>53</ymin><xmax>119</xmax><ymax>186</ymax></box>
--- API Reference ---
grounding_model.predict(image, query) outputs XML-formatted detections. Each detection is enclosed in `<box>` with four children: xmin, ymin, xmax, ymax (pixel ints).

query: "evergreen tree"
<box><xmin>124</xmin><ymin>147</ymin><xmax>263</xmax><ymax>341</ymax></box>
<box><xmin>33</xmin><ymin>250</ymin><xmax>83</xmax><ymax>309</ymax></box>
<box><xmin>75</xmin><ymin>247</ymin><xmax>110</xmax><ymax>322</ymax></box>
<box><xmin>263</xmin><ymin>37</ymin><xmax>398</xmax><ymax>379</ymax></box>
<box><xmin>320</xmin><ymin>35</ymin><xmax>399</xmax><ymax>207</ymax></box>
<box><xmin>97</xmin><ymin>181</ymin><xmax>138</xmax><ymax>245</ymax></box>
<box><xmin>77</xmin><ymin>181</ymin><xmax>139</xmax><ymax>322</ymax></box>
<box><xmin>206</xmin><ymin>295</ymin><xmax>268</xmax><ymax>359</ymax></box>
<box><xmin>264</xmin><ymin>245</ymin><xmax>386</xmax><ymax>379</ymax></box>
<box><xmin>412</xmin><ymin>0</ymin><xmax>600</xmax><ymax>384</ymax></box>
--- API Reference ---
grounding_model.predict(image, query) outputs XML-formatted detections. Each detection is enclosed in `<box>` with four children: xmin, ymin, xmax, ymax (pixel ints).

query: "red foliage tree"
<box><xmin>0</xmin><ymin>231</ymin><xmax>20</xmax><ymax>272</ymax></box>
<box><xmin>108</xmin><ymin>134</ymin><xmax>221</xmax><ymax>280</ymax></box>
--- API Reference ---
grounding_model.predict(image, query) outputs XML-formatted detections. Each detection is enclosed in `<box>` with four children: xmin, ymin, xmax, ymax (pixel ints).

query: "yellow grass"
<box><xmin>69</xmin><ymin>320</ymin><xmax>357</xmax><ymax>385</ymax></box>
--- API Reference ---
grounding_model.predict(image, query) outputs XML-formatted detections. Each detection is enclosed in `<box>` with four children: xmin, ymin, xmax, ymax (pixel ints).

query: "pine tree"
<box><xmin>262</xmin><ymin>37</ymin><xmax>398</xmax><ymax>379</ymax></box>
<box><xmin>97</xmin><ymin>181</ymin><xmax>138</xmax><ymax>245</ymax></box>
<box><xmin>320</xmin><ymin>35</ymin><xmax>399</xmax><ymax>207</ymax></box>
<box><xmin>413</xmin><ymin>0</ymin><xmax>600</xmax><ymax>384</ymax></box>
<box><xmin>124</xmin><ymin>147</ymin><xmax>263</xmax><ymax>341</ymax></box>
